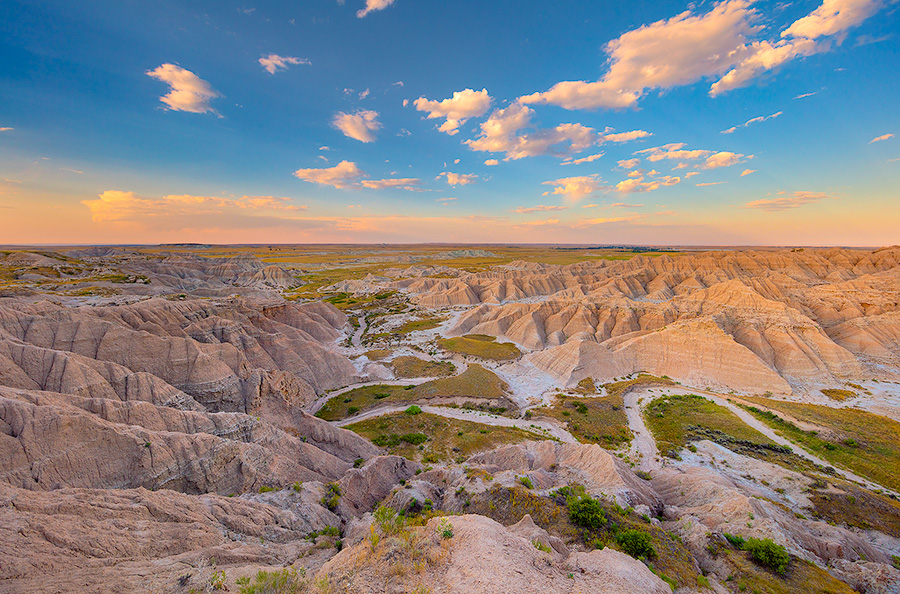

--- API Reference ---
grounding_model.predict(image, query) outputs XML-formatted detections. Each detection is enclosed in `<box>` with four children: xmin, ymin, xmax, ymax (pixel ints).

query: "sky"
<box><xmin>0</xmin><ymin>0</ymin><xmax>898</xmax><ymax>246</ymax></box>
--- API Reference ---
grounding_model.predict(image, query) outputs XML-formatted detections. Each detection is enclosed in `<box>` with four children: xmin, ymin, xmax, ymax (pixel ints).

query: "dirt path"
<box><xmin>623</xmin><ymin>390</ymin><xmax>662</xmax><ymax>472</ymax></box>
<box><xmin>333</xmin><ymin>404</ymin><xmax>578</xmax><ymax>443</ymax></box>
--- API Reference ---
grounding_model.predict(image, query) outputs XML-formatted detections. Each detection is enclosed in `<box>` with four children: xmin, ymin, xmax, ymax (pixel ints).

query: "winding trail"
<box><xmin>623</xmin><ymin>390</ymin><xmax>662</xmax><ymax>472</ymax></box>
<box><xmin>333</xmin><ymin>404</ymin><xmax>578</xmax><ymax>443</ymax></box>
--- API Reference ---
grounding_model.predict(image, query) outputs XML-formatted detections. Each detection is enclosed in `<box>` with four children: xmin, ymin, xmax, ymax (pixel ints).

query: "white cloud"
<box><xmin>744</xmin><ymin>190</ymin><xmax>833</xmax><ymax>211</ymax></box>
<box><xmin>516</xmin><ymin>218</ymin><xmax>559</xmax><ymax>226</ymax></box>
<box><xmin>484</xmin><ymin>159</ymin><xmax>499</xmax><ymax>166</ymax></box>
<box><xmin>414</xmin><ymin>88</ymin><xmax>492</xmax><ymax>135</ymax></box>
<box><xmin>783</xmin><ymin>0</ymin><xmax>882</xmax><ymax>39</ymax></box>
<box><xmin>696</xmin><ymin>181</ymin><xmax>727</xmax><ymax>186</ymax></box>
<box><xmin>710</xmin><ymin>38</ymin><xmax>819</xmax><ymax>96</ymax></box>
<box><xmin>702</xmin><ymin>151</ymin><xmax>750</xmax><ymax>169</ymax></box>
<box><xmin>332</xmin><ymin>110</ymin><xmax>381</xmax><ymax>142</ymax></box>
<box><xmin>541</xmin><ymin>175</ymin><xmax>602</xmax><ymax>201</ymax></box>
<box><xmin>637</xmin><ymin>143</ymin><xmax>712</xmax><ymax>162</ymax></box>
<box><xmin>357</xmin><ymin>0</ymin><xmax>396</xmax><ymax>18</ymax></box>
<box><xmin>438</xmin><ymin>172</ymin><xmax>478</xmax><ymax>186</ymax></box>
<box><xmin>0</xmin><ymin>127</ymin><xmax>12</xmax><ymax>132</ymax></box>
<box><xmin>721</xmin><ymin>110</ymin><xmax>782</xmax><ymax>133</ymax></box>
<box><xmin>615</xmin><ymin>174</ymin><xmax>680</xmax><ymax>193</ymax></box>
<box><xmin>294</xmin><ymin>160</ymin><xmax>364</xmax><ymax>188</ymax></box>
<box><xmin>794</xmin><ymin>92</ymin><xmax>817</xmax><ymax>99</ymax></box>
<box><xmin>359</xmin><ymin>178</ymin><xmax>421</xmax><ymax>191</ymax></box>
<box><xmin>146</xmin><ymin>64</ymin><xmax>221</xmax><ymax>114</ymax></box>
<box><xmin>740</xmin><ymin>169</ymin><xmax>756</xmax><ymax>176</ymax></box>
<box><xmin>520</xmin><ymin>0</ymin><xmax>757</xmax><ymax>110</ymax></box>
<box><xmin>465</xmin><ymin>102</ymin><xmax>596</xmax><ymax>160</ymax></box>
<box><xmin>258</xmin><ymin>54</ymin><xmax>310</xmax><ymax>74</ymax></box>
<box><xmin>617</xmin><ymin>158</ymin><xmax>641</xmax><ymax>169</ymax></box>
<box><xmin>359</xmin><ymin>88</ymin><xmax>371</xmax><ymax>100</ymax></box>
<box><xmin>685</xmin><ymin>171</ymin><xmax>701</xmax><ymax>178</ymax></box>
<box><xmin>601</xmin><ymin>130</ymin><xmax>653</xmax><ymax>143</ymax></box>
<box><xmin>563</xmin><ymin>152</ymin><xmax>605</xmax><ymax>165</ymax></box>
<box><xmin>510</xmin><ymin>205</ymin><xmax>569</xmax><ymax>214</ymax></box>
<box><xmin>870</xmin><ymin>133</ymin><xmax>894</xmax><ymax>143</ymax></box>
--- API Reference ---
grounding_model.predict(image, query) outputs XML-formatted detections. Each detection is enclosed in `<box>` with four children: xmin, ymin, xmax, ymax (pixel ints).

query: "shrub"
<box><xmin>405</xmin><ymin>405</ymin><xmax>423</xmax><ymax>415</ymax></box>
<box><xmin>743</xmin><ymin>537</ymin><xmax>789</xmax><ymax>574</ymax></box>
<box><xmin>615</xmin><ymin>529</ymin><xmax>656</xmax><ymax>559</ymax></box>
<box><xmin>237</xmin><ymin>566</ymin><xmax>307</xmax><ymax>593</ymax></box>
<box><xmin>568</xmin><ymin>495</ymin><xmax>606</xmax><ymax>530</ymax></box>
<box><xmin>518</xmin><ymin>475</ymin><xmax>534</xmax><ymax>489</ymax></box>
<box><xmin>373</xmin><ymin>505</ymin><xmax>404</xmax><ymax>535</ymax></box>
<box><xmin>353</xmin><ymin>457</ymin><xmax>364</xmax><ymax>468</ymax></box>
<box><xmin>401</xmin><ymin>432</ymin><xmax>427</xmax><ymax>445</ymax></box>
<box><xmin>258</xmin><ymin>485</ymin><xmax>275</xmax><ymax>494</ymax></box>
<box><xmin>723</xmin><ymin>532</ymin><xmax>745</xmax><ymax>548</ymax></box>
<box><xmin>291</xmin><ymin>481</ymin><xmax>302</xmax><ymax>493</ymax></box>
<box><xmin>438</xmin><ymin>518</ymin><xmax>454</xmax><ymax>539</ymax></box>
<box><xmin>321</xmin><ymin>483</ymin><xmax>341</xmax><ymax>511</ymax></box>
<box><xmin>348</xmin><ymin>406</ymin><xmax>360</xmax><ymax>415</ymax></box>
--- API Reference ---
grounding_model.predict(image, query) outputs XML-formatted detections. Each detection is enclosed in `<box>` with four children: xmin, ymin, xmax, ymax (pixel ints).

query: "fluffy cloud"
<box><xmin>721</xmin><ymin>111</ymin><xmax>782</xmax><ymax>133</ymax></box>
<box><xmin>520</xmin><ymin>0</ymin><xmax>757</xmax><ymax>109</ymax></box>
<box><xmin>294</xmin><ymin>160</ymin><xmax>364</xmax><ymax>188</ymax></box>
<box><xmin>740</xmin><ymin>169</ymin><xmax>756</xmax><ymax>176</ymax></box>
<box><xmin>258</xmin><ymin>54</ymin><xmax>310</xmax><ymax>74</ymax></box>
<box><xmin>332</xmin><ymin>110</ymin><xmax>381</xmax><ymax>142</ymax></box>
<box><xmin>414</xmin><ymin>88</ymin><xmax>491</xmax><ymax>135</ymax></box>
<box><xmin>637</xmin><ymin>143</ymin><xmax>712</xmax><ymax>162</ymax></box>
<box><xmin>617</xmin><ymin>158</ymin><xmax>641</xmax><ymax>169</ymax></box>
<box><xmin>438</xmin><ymin>172</ymin><xmax>478</xmax><ymax>186</ymax></box>
<box><xmin>510</xmin><ymin>205</ymin><xmax>568</xmax><ymax>214</ymax></box>
<box><xmin>82</xmin><ymin>191</ymin><xmax>303</xmax><ymax>222</ymax></box>
<box><xmin>484</xmin><ymin>159</ymin><xmax>499</xmax><ymax>166</ymax></box>
<box><xmin>702</xmin><ymin>151</ymin><xmax>750</xmax><ymax>169</ymax></box>
<box><xmin>563</xmin><ymin>152</ymin><xmax>605</xmax><ymax>165</ymax></box>
<box><xmin>465</xmin><ymin>102</ymin><xmax>596</xmax><ymax>160</ymax></box>
<box><xmin>359</xmin><ymin>178</ymin><xmax>422</xmax><ymax>191</ymax></box>
<box><xmin>357</xmin><ymin>0</ymin><xmax>395</xmax><ymax>17</ymax></box>
<box><xmin>0</xmin><ymin>127</ymin><xmax>12</xmax><ymax>132</ymax></box>
<box><xmin>541</xmin><ymin>175</ymin><xmax>602</xmax><ymax>201</ymax></box>
<box><xmin>685</xmin><ymin>171</ymin><xmax>701</xmax><ymax>178</ymax></box>
<box><xmin>615</xmin><ymin>174</ymin><xmax>680</xmax><ymax>193</ymax></box>
<box><xmin>870</xmin><ymin>133</ymin><xmax>894</xmax><ymax>143</ymax></box>
<box><xmin>601</xmin><ymin>130</ymin><xmax>653</xmax><ymax>143</ymax></box>
<box><xmin>523</xmin><ymin>0</ymin><xmax>886</xmax><ymax>107</ymax></box>
<box><xmin>146</xmin><ymin>64</ymin><xmax>221</xmax><ymax>114</ymax></box>
<box><xmin>744</xmin><ymin>190</ymin><xmax>833</xmax><ymax>211</ymax></box>
<box><xmin>696</xmin><ymin>181</ymin><xmax>727</xmax><ymax>186</ymax></box>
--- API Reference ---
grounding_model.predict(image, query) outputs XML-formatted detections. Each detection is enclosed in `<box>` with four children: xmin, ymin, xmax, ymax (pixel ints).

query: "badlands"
<box><xmin>1</xmin><ymin>244</ymin><xmax>900</xmax><ymax>594</ymax></box>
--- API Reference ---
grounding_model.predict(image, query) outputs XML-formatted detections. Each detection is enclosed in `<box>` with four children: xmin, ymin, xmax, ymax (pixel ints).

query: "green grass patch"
<box><xmin>394</xmin><ymin>317</ymin><xmax>444</xmax><ymax>334</ymax></box>
<box><xmin>347</xmin><ymin>412</ymin><xmax>540</xmax><ymax>463</ymax></box>
<box><xmin>413</xmin><ymin>363</ymin><xmax>509</xmax><ymax>400</ymax></box>
<box><xmin>741</xmin><ymin>398</ymin><xmax>900</xmax><ymax>492</ymax></box>
<box><xmin>437</xmin><ymin>334</ymin><xmax>521</xmax><ymax>360</ymax></box>
<box><xmin>540</xmin><ymin>394</ymin><xmax>632</xmax><ymax>448</ymax></box>
<box><xmin>807</xmin><ymin>480</ymin><xmax>900</xmax><ymax>537</ymax></box>
<box><xmin>644</xmin><ymin>395</ymin><xmax>822</xmax><ymax>473</ymax></box>
<box><xmin>603</xmin><ymin>374</ymin><xmax>676</xmax><ymax>398</ymax></box>
<box><xmin>390</xmin><ymin>355</ymin><xmax>456</xmax><ymax>378</ymax></box>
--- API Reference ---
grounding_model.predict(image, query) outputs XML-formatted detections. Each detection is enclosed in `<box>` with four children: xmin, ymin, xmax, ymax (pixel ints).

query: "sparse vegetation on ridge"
<box><xmin>437</xmin><ymin>334</ymin><xmax>522</xmax><ymax>360</ymax></box>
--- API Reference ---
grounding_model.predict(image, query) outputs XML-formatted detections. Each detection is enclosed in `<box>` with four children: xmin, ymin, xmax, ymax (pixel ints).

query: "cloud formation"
<box><xmin>414</xmin><ymin>88</ymin><xmax>491</xmax><ymax>135</ymax></box>
<box><xmin>562</xmin><ymin>152</ymin><xmax>604</xmax><ymax>165</ymax></box>
<box><xmin>870</xmin><ymin>133</ymin><xmax>894</xmax><ymax>143</ymax></box>
<box><xmin>359</xmin><ymin>178</ymin><xmax>421</xmax><ymax>191</ymax></box>
<box><xmin>146</xmin><ymin>64</ymin><xmax>221</xmax><ymax>114</ymax></box>
<box><xmin>294</xmin><ymin>160</ymin><xmax>364</xmax><ymax>188</ymax></box>
<box><xmin>615</xmin><ymin>174</ymin><xmax>680</xmax><ymax>193</ymax></box>
<box><xmin>721</xmin><ymin>111</ymin><xmax>782</xmax><ymax>133</ymax></box>
<box><xmin>744</xmin><ymin>190</ymin><xmax>833</xmax><ymax>211</ymax></box>
<box><xmin>541</xmin><ymin>175</ymin><xmax>602</xmax><ymax>200</ymax></box>
<box><xmin>510</xmin><ymin>205</ymin><xmax>569</xmax><ymax>214</ymax></box>
<box><xmin>0</xmin><ymin>127</ymin><xmax>12</xmax><ymax>132</ymax></box>
<box><xmin>82</xmin><ymin>191</ymin><xmax>303</xmax><ymax>223</ymax></box>
<box><xmin>258</xmin><ymin>54</ymin><xmax>310</xmax><ymax>74</ymax></box>
<box><xmin>357</xmin><ymin>0</ymin><xmax>396</xmax><ymax>17</ymax></box>
<box><xmin>702</xmin><ymin>151</ymin><xmax>749</xmax><ymax>169</ymax></box>
<box><xmin>465</xmin><ymin>102</ymin><xmax>596</xmax><ymax>160</ymax></box>
<box><xmin>438</xmin><ymin>172</ymin><xmax>478</xmax><ymax>186</ymax></box>
<box><xmin>741</xmin><ymin>169</ymin><xmax>756</xmax><ymax>176</ymax></box>
<box><xmin>332</xmin><ymin>110</ymin><xmax>381</xmax><ymax>142</ymax></box>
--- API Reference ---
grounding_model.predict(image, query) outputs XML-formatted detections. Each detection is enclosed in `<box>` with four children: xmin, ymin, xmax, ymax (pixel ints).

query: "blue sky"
<box><xmin>0</xmin><ymin>0</ymin><xmax>898</xmax><ymax>244</ymax></box>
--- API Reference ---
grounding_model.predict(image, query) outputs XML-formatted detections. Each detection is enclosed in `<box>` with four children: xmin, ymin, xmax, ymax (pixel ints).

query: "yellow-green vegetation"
<box><xmin>540</xmin><ymin>395</ymin><xmax>632</xmax><ymax>448</ymax></box>
<box><xmin>741</xmin><ymin>398</ymin><xmax>900</xmax><ymax>492</ymax></box>
<box><xmin>348</xmin><ymin>412</ymin><xmax>541</xmax><ymax>463</ymax></box>
<box><xmin>437</xmin><ymin>334</ymin><xmax>521</xmax><ymax>360</ymax></box>
<box><xmin>236</xmin><ymin>566</ymin><xmax>311</xmax><ymax>594</ymax></box>
<box><xmin>469</xmin><ymin>485</ymin><xmax>697</xmax><ymax>590</ymax></box>
<box><xmin>323</xmin><ymin>290</ymin><xmax>398</xmax><ymax>311</ymax></box>
<box><xmin>364</xmin><ymin>349</ymin><xmax>393</xmax><ymax>360</ymax></box>
<box><xmin>820</xmin><ymin>388</ymin><xmax>855</xmax><ymax>401</ymax></box>
<box><xmin>395</xmin><ymin>317</ymin><xmax>444</xmax><ymax>334</ymax></box>
<box><xmin>709</xmin><ymin>533</ymin><xmax>856</xmax><ymax>594</ymax></box>
<box><xmin>316</xmin><ymin>364</ymin><xmax>509</xmax><ymax>421</ymax></box>
<box><xmin>603</xmin><ymin>374</ymin><xmax>676</xmax><ymax>398</ymax></box>
<box><xmin>644</xmin><ymin>395</ymin><xmax>822</xmax><ymax>473</ymax></box>
<box><xmin>575</xmin><ymin>377</ymin><xmax>596</xmax><ymax>394</ymax></box>
<box><xmin>806</xmin><ymin>480</ymin><xmax>900</xmax><ymax>537</ymax></box>
<box><xmin>391</xmin><ymin>356</ymin><xmax>456</xmax><ymax>379</ymax></box>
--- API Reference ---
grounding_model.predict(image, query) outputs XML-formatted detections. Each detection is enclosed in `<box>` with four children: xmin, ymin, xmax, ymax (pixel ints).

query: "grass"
<box><xmin>644</xmin><ymin>394</ymin><xmax>823</xmax><ymax>473</ymax></box>
<box><xmin>820</xmin><ymin>388</ymin><xmax>855</xmax><ymax>402</ymax></box>
<box><xmin>741</xmin><ymin>398</ymin><xmax>900</xmax><ymax>492</ymax></box>
<box><xmin>391</xmin><ymin>356</ymin><xmax>456</xmax><ymax>378</ymax></box>
<box><xmin>437</xmin><ymin>334</ymin><xmax>521</xmax><ymax>360</ymax></box>
<box><xmin>602</xmin><ymin>374</ymin><xmax>675</xmax><ymax>398</ymax></box>
<box><xmin>364</xmin><ymin>349</ymin><xmax>393</xmax><ymax>360</ymax></box>
<box><xmin>347</xmin><ymin>412</ymin><xmax>541</xmax><ymax>463</ymax></box>
<box><xmin>394</xmin><ymin>317</ymin><xmax>444</xmax><ymax>334</ymax></box>
<box><xmin>316</xmin><ymin>364</ymin><xmax>509</xmax><ymax>421</ymax></box>
<box><xmin>468</xmin><ymin>485</ymin><xmax>698</xmax><ymax>589</ymax></box>
<box><xmin>807</xmin><ymin>480</ymin><xmax>900</xmax><ymax>537</ymax></box>
<box><xmin>539</xmin><ymin>394</ymin><xmax>632</xmax><ymax>448</ymax></box>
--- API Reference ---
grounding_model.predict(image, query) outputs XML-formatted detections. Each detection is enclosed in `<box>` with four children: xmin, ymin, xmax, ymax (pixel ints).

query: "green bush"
<box><xmin>237</xmin><ymin>566</ymin><xmax>307</xmax><ymax>593</ymax></box>
<box><xmin>615</xmin><ymin>529</ymin><xmax>656</xmax><ymax>559</ymax></box>
<box><xmin>401</xmin><ymin>432</ymin><xmax>427</xmax><ymax>445</ymax></box>
<box><xmin>321</xmin><ymin>482</ymin><xmax>341</xmax><ymax>511</ymax></box>
<box><xmin>518</xmin><ymin>475</ymin><xmax>534</xmax><ymax>489</ymax></box>
<box><xmin>568</xmin><ymin>495</ymin><xmax>606</xmax><ymax>530</ymax></box>
<box><xmin>743</xmin><ymin>537</ymin><xmax>790</xmax><ymax>574</ymax></box>
<box><xmin>373</xmin><ymin>505</ymin><xmax>404</xmax><ymax>535</ymax></box>
<box><xmin>405</xmin><ymin>405</ymin><xmax>423</xmax><ymax>415</ymax></box>
<box><xmin>348</xmin><ymin>406</ymin><xmax>360</xmax><ymax>415</ymax></box>
<box><xmin>723</xmin><ymin>532</ymin><xmax>745</xmax><ymax>548</ymax></box>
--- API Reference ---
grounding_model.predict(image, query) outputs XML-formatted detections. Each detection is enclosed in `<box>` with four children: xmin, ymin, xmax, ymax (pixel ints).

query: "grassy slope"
<box><xmin>437</xmin><ymin>334</ymin><xmax>522</xmax><ymax>360</ymax></box>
